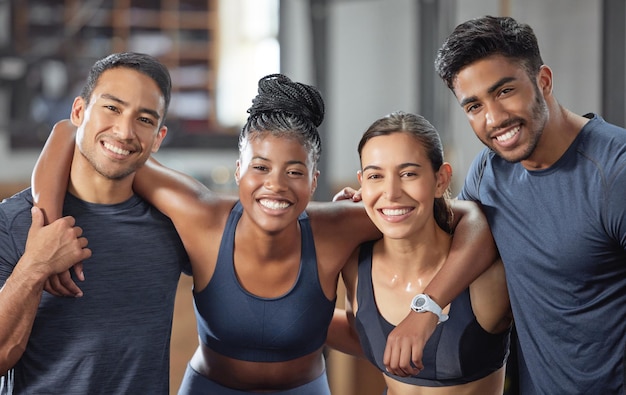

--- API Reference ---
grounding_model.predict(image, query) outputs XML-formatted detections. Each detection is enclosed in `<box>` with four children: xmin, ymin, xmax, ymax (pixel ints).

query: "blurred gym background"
<box><xmin>0</xmin><ymin>1</ymin><xmax>623</xmax><ymax>393</ymax></box>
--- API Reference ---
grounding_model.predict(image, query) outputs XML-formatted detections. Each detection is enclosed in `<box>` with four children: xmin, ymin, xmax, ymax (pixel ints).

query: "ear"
<box><xmin>537</xmin><ymin>65</ymin><xmax>553</xmax><ymax>97</ymax></box>
<box><xmin>150</xmin><ymin>126</ymin><xmax>168</xmax><ymax>153</ymax></box>
<box><xmin>435</xmin><ymin>162</ymin><xmax>452</xmax><ymax>198</ymax></box>
<box><xmin>234</xmin><ymin>160</ymin><xmax>241</xmax><ymax>185</ymax></box>
<box><xmin>310</xmin><ymin>170</ymin><xmax>320</xmax><ymax>196</ymax></box>
<box><xmin>70</xmin><ymin>96</ymin><xmax>85</xmax><ymax>127</ymax></box>
<box><xmin>357</xmin><ymin>170</ymin><xmax>363</xmax><ymax>186</ymax></box>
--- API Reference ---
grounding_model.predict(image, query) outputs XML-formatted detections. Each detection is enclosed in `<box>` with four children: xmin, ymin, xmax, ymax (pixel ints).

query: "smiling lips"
<box><xmin>103</xmin><ymin>141</ymin><xmax>131</xmax><ymax>156</ymax></box>
<box><xmin>259</xmin><ymin>198</ymin><xmax>291</xmax><ymax>210</ymax></box>
<box><xmin>495</xmin><ymin>125</ymin><xmax>521</xmax><ymax>143</ymax></box>
<box><xmin>380</xmin><ymin>207</ymin><xmax>412</xmax><ymax>216</ymax></box>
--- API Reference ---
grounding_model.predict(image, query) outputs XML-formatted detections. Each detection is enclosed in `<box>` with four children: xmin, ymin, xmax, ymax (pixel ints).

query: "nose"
<box><xmin>484</xmin><ymin>101</ymin><xmax>509</xmax><ymax>129</ymax></box>
<box><xmin>113</xmin><ymin>116</ymin><xmax>135</xmax><ymax>140</ymax></box>
<box><xmin>265</xmin><ymin>171</ymin><xmax>288</xmax><ymax>192</ymax></box>
<box><xmin>383</xmin><ymin>176</ymin><xmax>402</xmax><ymax>200</ymax></box>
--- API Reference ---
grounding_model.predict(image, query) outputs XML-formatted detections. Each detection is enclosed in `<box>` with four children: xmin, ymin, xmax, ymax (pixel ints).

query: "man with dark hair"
<box><xmin>0</xmin><ymin>52</ymin><xmax>188</xmax><ymax>394</ymax></box>
<box><xmin>427</xmin><ymin>16</ymin><xmax>626</xmax><ymax>394</ymax></box>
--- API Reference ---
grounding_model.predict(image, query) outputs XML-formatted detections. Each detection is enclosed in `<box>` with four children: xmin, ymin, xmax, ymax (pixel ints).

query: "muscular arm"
<box><xmin>31</xmin><ymin>120</ymin><xmax>75</xmax><ymax>225</ymax></box>
<box><xmin>383</xmin><ymin>199</ymin><xmax>497</xmax><ymax>376</ymax></box>
<box><xmin>133</xmin><ymin>158</ymin><xmax>239</xmax><ymax>234</ymax></box>
<box><xmin>426</xmin><ymin>199</ymin><xmax>497</xmax><ymax>308</ymax></box>
<box><xmin>326</xmin><ymin>308</ymin><xmax>364</xmax><ymax>358</ymax></box>
<box><xmin>326</xmin><ymin>249</ymin><xmax>364</xmax><ymax>358</ymax></box>
<box><xmin>133</xmin><ymin>158</ymin><xmax>224</xmax><ymax>221</ymax></box>
<box><xmin>133</xmin><ymin>158</ymin><xmax>237</xmax><ymax>276</ymax></box>
<box><xmin>30</xmin><ymin>120</ymin><xmax>83</xmax><ymax>297</ymax></box>
<box><xmin>0</xmin><ymin>207</ymin><xmax>90</xmax><ymax>374</ymax></box>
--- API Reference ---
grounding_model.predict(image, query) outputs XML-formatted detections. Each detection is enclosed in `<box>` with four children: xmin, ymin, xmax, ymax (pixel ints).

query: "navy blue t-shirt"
<box><xmin>0</xmin><ymin>190</ymin><xmax>189</xmax><ymax>394</ymax></box>
<box><xmin>459</xmin><ymin>114</ymin><xmax>626</xmax><ymax>394</ymax></box>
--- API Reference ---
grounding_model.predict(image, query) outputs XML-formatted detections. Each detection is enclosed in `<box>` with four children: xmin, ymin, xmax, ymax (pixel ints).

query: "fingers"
<box><xmin>411</xmin><ymin>343</ymin><xmax>424</xmax><ymax>372</ymax></box>
<box><xmin>72</xmin><ymin>262</ymin><xmax>85</xmax><ymax>282</ymax></box>
<box><xmin>29</xmin><ymin>206</ymin><xmax>44</xmax><ymax>232</ymax></box>
<box><xmin>332</xmin><ymin>188</ymin><xmax>353</xmax><ymax>202</ymax></box>
<box><xmin>332</xmin><ymin>187</ymin><xmax>363</xmax><ymax>202</ymax></box>
<box><xmin>23</xmin><ymin>211</ymin><xmax>90</xmax><ymax>280</ymax></box>
<box><xmin>44</xmin><ymin>278</ymin><xmax>64</xmax><ymax>297</ymax></box>
<box><xmin>44</xmin><ymin>269</ymin><xmax>84</xmax><ymax>298</ymax></box>
<box><xmin>383</xmin><ymin>312</ymin><xmax>435</xmax><ymax>377</ymax></box>
<box><xmin>383</xmin><ymin>338</ymin><xmax>422</xmax><ymax>377</ymax></box>
<box><xmin>57</xmin><ymin>270</ymin><xmax>84</xmax><ymax>297</ymax></box>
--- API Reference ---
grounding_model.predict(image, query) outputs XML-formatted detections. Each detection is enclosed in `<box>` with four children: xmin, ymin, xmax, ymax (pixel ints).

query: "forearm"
<box><xmin>0</xmin><ymin>265</ymin><xmax>47</xmax><ymax>374</ymax></box>
<box><xmin>425</xmin><ymin>199</ymin><xmax>497</xmax><ymax>306</ymax></box>
<box><xmin>326</xmin><ymin>308</ymin><xmax>365</xmax><ymax>358</ymax></box>
<box><xmin>134</xmin><ymin>158</ymin><xmax>216</xmax><ymax>219</ymax></box>
<box><xmin>31</xmin><ymin>120</ymin><xmax>76</xmax><ymax>224</ymax></box>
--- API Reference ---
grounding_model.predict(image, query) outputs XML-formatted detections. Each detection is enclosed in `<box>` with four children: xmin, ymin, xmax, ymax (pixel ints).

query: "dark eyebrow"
<box><xmin>459</xmin><ymin>76</ymin><xmax>517</xmax><ymax>108</ymax></box>
<box><xmin>101</xmin><ymin>93</ymin><xmax>161</xmax><ymax>122</ymax></box>
<box><xmin>362</xmin><ymin>163</ymin><xmax>422</xmax><ymax>172</ymax></box>
<box><xmin>362</xmin><ymin>164</ymin><xmax>382</xmax><ymax>172</ymax></box>
<box><xmin>252</xmin><ymin>156</ymin><xmax>307</xmax><ymax>167</ymax></box>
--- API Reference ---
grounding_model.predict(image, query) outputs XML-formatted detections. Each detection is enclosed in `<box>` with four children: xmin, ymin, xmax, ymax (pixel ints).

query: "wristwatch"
<box><xmin>410</xmin><ymin>293</ymin><xmax>449</xmax><ymax>323</ymax></box>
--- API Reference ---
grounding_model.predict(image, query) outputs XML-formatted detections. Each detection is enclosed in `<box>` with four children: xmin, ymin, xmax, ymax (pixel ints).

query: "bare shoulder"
<box><xmin>167</xmin><ymin>191</ymin><xmax>237</xmax><ymax>234</ymax></box>
<box><xmin>341</xmin><ymin>247</ymin><xmax>360</xmax><ymax>297</ymax></box>
<box><xmin>306</xmin><ymin>200</ymin><xmax>380</xmax><ymax>243</ymax></box>
<box><xmin>306</xmin><ymin>200</ymin><xmax>369</xmax><ymax>229</ymax></box>
<box><xmin>193</xmin><ymin>194</ymin><xmax>238</xmax><ymax>228</ymax></box>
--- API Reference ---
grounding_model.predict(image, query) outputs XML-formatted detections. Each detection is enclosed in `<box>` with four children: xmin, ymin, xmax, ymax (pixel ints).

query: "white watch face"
<box><xmin>415</xmin><ymin>297</ymin><xmax>426</xmax><ymax>308</ymax></box>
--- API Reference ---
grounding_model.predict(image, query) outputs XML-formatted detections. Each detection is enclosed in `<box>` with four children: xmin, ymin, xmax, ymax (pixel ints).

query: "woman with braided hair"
<box><xmin>31</xmin><ymin>73</ymin><xmax>496</xmax><ymax>394</ymax></box>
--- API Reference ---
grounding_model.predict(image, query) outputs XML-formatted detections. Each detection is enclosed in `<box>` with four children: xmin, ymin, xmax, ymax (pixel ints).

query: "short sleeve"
<box><xmin>602</xmin><ymin>161</ymin><xmax>626</xmax><ymax>250</ymax></box>
<box><xmin>458</xmin><ymin>148</ymin><xmax>491</xmax><ymax>202</ymax></box>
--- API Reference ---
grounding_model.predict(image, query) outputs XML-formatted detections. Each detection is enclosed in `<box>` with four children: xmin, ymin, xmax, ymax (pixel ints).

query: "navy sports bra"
<box><xmin>354</xmin><ymin>241</ymin><xmax>510</xmax><ymax>386</ymax></box>
<box><xmin>194</xmin><ymin>202</ymin><xmax>336</xmax><ymax>362</ymax></box>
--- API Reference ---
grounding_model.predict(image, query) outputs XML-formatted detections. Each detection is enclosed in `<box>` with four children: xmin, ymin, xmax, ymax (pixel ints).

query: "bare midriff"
<box><xmin>189</xmin><ymin>342</ymin><xmax>326</xmax><ymax>392</ymax></box>
<box><xmin>385</xmin><ymin>366</ymin><xmax>506</xmax><ymax>395</ymax></box>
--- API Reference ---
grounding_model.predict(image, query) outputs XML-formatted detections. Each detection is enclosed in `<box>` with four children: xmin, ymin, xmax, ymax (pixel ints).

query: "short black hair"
<box><xmin>435</xmin><ymin>16</ymin><xmax>544</xmax><ymax>91</ymax></box>
<box><xmin>80</xmin><ymin>52</ymin><xmax>172</xmax><ymax>124</ymax></box>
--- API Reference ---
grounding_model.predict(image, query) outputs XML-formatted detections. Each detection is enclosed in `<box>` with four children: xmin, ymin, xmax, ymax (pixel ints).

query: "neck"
<box><xmin>371</xmin><ymin>226</ymin><xmax>450</xmax><ymax>296</ymax></box>
<box><xmin>68</xmin><ymin>155</ymin><xmax>135</xmax><ymax>204</ymax></box>
<box><xmin>236</xmin><ymin>214</ymin><xmax>301</xmax><ymax>260</ymax></box>
<box><xmin>377</xmin><ymin>222</ymin><xmax>451</xmax><ymax>275</ymax></box>
<box><xmin>521</xmin><ymin>102</ymin><xmax>589</xmax><ymax>170</ymax></box>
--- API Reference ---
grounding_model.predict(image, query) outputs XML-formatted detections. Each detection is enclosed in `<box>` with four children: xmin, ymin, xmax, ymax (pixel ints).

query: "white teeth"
<box><xmin>496</xmin><ymin>126</ymin><xmax>520</xmax><ymax>142</ymax></box>
<box><xmin>103</xmin><ymin>142</ymin><xmax>130</xmax><ymax>156</ymax></box>
<box><xmin>259</xmin><ymin>199</ymin><xmax>290</xmax><ymax>210</ymax></box>
<box><xmin>381</xmin><ymin>208</ymin><xmax>411</xmax><ymax>216</ymax></box>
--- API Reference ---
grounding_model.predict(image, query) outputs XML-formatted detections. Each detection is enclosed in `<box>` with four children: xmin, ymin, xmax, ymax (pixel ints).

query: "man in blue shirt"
<box><xmin>0</xmin><ymin>52</ymin><xmax>188</xmax><ymax>394</ymax></box>
<box><xmin>431</xmin><ymin>15</ymin><xmax>626</xmax><ymax>394</ymax></box>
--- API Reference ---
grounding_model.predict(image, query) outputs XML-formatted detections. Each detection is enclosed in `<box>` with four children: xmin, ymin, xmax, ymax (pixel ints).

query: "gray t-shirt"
<box><xmin>0</xmin><ymin>189</ymin><xmax>189</xmax><ymax>394</ymax></box>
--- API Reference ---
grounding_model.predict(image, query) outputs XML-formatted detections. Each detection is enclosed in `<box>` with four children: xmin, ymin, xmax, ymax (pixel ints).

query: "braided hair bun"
<box><xmin>240</xmin><ymin>74</ymin><xmax>325</xmax><ymax>166</ymax></box>
<box><xmin>247</xmin><ymin>74</ymin><xmax>324</xmax><ymax>128</ymax></box>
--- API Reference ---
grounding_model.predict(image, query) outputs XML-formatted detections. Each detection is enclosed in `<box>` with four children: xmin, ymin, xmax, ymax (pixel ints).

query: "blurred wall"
<box><xmin>0</xmin><ymin>0</ymin><xmax>611</xmax><ymax>195</ymax></box>
<box><xmin>284</xmin><ymin>0</ymin><xmax>603</xmax><ymax>196</ymax></box>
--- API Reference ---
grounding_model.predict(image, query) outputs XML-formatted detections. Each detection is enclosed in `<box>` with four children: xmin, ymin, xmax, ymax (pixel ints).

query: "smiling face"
<box><xmin>71</xmin><ymin>67</ymin><xmax>167</xmax><ymax>181</ymax></box>
<box><xmin>235</xmin><ymin>132</ymin><xmax>318</xmax><ymax>233</ymax></box>
<box><xmin>453</xmin><ymin>55</ymin><xmax>549</xmax><ymax>164</ymax></box>
<box><xmin>358</xmin><ymin>132</ymin><xmax>450</xmax><ymax>240</ymax></box>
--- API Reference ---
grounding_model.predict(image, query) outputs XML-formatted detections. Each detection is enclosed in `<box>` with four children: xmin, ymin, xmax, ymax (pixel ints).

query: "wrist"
<box><xmin>14</xmin><ymin>257</ymin><xmax>50</xmax><ymax>290</ymax></box>
<box><xmin>410</xmin><ymin>293</ymin><xmax>449</xmax><ymax>323</ymax></box>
